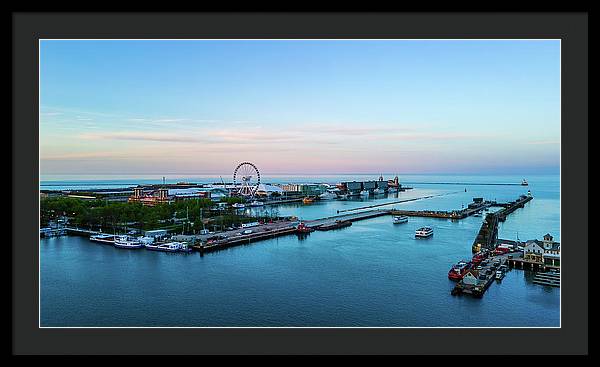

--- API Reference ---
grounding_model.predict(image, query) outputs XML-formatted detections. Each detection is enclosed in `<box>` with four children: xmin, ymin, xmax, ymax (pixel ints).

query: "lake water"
<box><xmin>40</xmin><ymin>174</ymin><xmax>560</xmax><ymax>327</ymax></box>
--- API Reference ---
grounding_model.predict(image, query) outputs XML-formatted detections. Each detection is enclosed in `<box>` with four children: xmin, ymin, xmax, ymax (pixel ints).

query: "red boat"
<box><xmin>448</xmin><ymin>261</ymin><xmax>472</xmax><ymax>281</ymax></box>
<box><xmin>493</xmin><ymin>246</ymin><xmax>511</xmax><ymax>255</ymax></box>
<box><xmin>472</xmin><ymin>251</ymin><xmax>489</xmax><ymax>264</ymax></box>
<box><xmin>296</xmin><ymin>222</ymin><xmax>314</xmax><ymax>234</ymax></box>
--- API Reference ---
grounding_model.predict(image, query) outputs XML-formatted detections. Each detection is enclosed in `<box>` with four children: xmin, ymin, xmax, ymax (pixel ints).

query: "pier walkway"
<box><xmin>304</xmin><ymin>209</ymin><xmax>390</xmax><ymax>228</ymax></box>
<box><xmin>337</xmin><ymin>191</ymin><xmax>462</xmax><ymax>214</ymax></box>
<box><xmin>471</xmin><ymin>194</ymin><xmax>532</xmax><ymax>253</ymax></box>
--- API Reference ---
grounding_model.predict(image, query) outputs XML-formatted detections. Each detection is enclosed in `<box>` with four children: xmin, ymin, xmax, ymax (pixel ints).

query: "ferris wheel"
<box><xmin>233</xmin><ymin>162</ymin><xmax>260</xmax><ymax>197</ymax></box>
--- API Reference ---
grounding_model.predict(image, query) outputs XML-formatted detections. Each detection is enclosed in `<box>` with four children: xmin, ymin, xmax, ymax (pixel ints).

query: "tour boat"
<box><xmin>89</xmin><ymin>233</ymin><xmax>115</xmax><ymax>245</ymax></box>
<box><xmin>393</xmin><ymin>215</ymin><xmax>409</xmax><ymax>224</ymax></box>
<box><xmin>359</xmin><ymin>190</ymin><xmax>369</xmax><ymax>197</ymax></box>
<box><xmin>231</xmin><ymin>203</ymin><xmax>246</xmax><ymax>209</ymax></box>
<box><xmin>415</xmin><ymin>227</ymin><xmax>434</xmax><ymax>238</ymax></box>
<box><xmin>113</xmin><ymin>235</ymin><xmax>145</xmax><ymax>249</ymax></box>
<box><xmin>145</xmin><ymin>241</ymin><xmax>187</xmax><ymax>253</ymax></box>
<box><xmin>521</xmin><ymin>179</ymin><xmax>528</xmax><ymax>186</ymax></box>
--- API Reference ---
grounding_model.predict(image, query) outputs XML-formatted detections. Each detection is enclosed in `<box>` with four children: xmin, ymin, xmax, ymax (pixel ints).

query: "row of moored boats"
<box><xmin>90</xmin><ymin>233</ymin><xmax>191</xmax><ymax>253</ymax></box>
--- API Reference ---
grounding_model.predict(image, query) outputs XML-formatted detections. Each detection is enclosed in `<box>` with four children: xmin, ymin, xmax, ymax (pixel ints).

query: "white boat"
<box><xmin>521</xmin><ymin>179</ymin><xmax>528</xmax><ymax>186</ymax></box>
<box><xmin>89</xmin><ymin>233</ymin><xmax>115</xmax><ymax>244</ymax></box>
<box><xmin>145</xmin><ymin>241</ymin><xmax>187</xmax><ymax>253</ymax></box>
<box><xmin>359</xmin><ymin>190</ymin><xmax>369</xmax><ymax>196</ymax></box>
<box><xmin>415</xmin><ymin>227</ymin><xmax>434</xmax><ymax>238</ymax></box>
<box><xmin>393</xmin><ymin>215</ymin><xmax>409</xmax><ymax>224</ymax></box>
<box><xmin>495</xmin><ymin>270</ymin><xmax>505</xmax><ymax>280</ymax></box>
<box><xmin>113</xmin><ymin>235</ymin><xmax>145</xmax><ymax>249</ymax></box>
<box><xmin>232</xmin><ymin>203</ymin><xmax>246</xmax><ymax>209</ymax></box>
<box><xmin>138</xmin><ymin>236</ymin><xmax>155</xmax><ymax>245</ymax></box>
<box><xmin>473</xmin><ymin>212</ymin><xmax>482</xmax><ymax>217</ymax></box>
<box><xmin>319</xmin><ymin>191</ymin><xmax>337</xmax><ymax>200</ymax></box>
<box><xmin>388</xmin><ymin>187</ymin><xmax>398</xmax><ymax>193</ymax></box>
<box><xmin>249</xmin><ymin>200</ymin><xmax>264</xmax><ymax>207</ymax></box>
<box><xmin>373</xmin><ymin>188</ymin><xmax>382</xmax><ymax>195</ymax></box>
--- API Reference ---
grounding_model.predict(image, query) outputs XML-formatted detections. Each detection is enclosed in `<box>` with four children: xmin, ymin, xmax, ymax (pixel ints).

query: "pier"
<box><xmin>452</xmin><ymin>194</ymin><xmax>537</xmax><ymax>298</ymax></box>
<box><xmin>337</xmin><ymin>191</ymin><xmax>462</xmax><ymax>214</ymax></box>
<box><xmin>471</xmin><ymin>194</ymin><xmax>533</xmax><ymax>253</ymax></box>
<box><xmin>451</xmin><ymin>253</ymin><xmax>512</xmax><ymax>298</ymax></box>
<box><xmin>304</xmin><ymin>209</ymin><xmax>390</xmax><ymax>228</ymax></box>
<box><xmin>65</xmin><ymin>192</ymin><xmax>535</xmax><ymax>264</ymax></box>
<box><xmin>193</xmin><ymin>225</ymin><xmax>299</xmax><ymax>254</ymax></box>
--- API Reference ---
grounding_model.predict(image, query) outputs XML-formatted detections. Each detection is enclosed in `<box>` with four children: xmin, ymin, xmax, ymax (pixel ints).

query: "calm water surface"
<box><xmin>40</xmin><ymin>175</ymin><xmax>560</xmax><ymax>327</ymax></box>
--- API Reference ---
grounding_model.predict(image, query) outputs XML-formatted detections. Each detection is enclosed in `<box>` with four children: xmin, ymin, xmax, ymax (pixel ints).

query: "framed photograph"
<box><xmin>12</xmin><ymin>12</ymin><xmax>588</xmax><ymax>355</ymax></box>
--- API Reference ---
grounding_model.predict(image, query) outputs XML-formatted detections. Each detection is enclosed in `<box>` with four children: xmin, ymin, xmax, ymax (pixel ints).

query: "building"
<box><xmin>387</xmin><ymin>175</ymin><xmax>401</xmax><ymax>188</ymax></box>
<box><xmin>344</xmin><ymin>181</ymin><xmax>363</xmax><ymax>195</ymax></box>
<box><xmin>129</xmin><ymin>186</ymin><xmax>228</xmax><ymax>206</ymax></box>
<box><xmin>523</xmin><ymin>233</ymin><xmax>560</xmax><ymax>267</ymax></box>
<box><xmin>462</xmin><ymin>271</ymin><xmax>479</xmax><ymax>286</ymax></box>
<box><xmin>362</xmin><ymin>181</ymin><xmax>377</xmax><ymax>192</ymax></box>
<box><xmin>279</xmin><ymin>183</ymin><xmax>325</xmax><ymax>197</ymax></box>
<box><xmin>144</xmin><ymin>229</ymin><xmax>168</xmax><ymax>239</ymax></box>
<box><xmin>254</xmin><ymin>183</ymin><xmax>284</xmax><ymax>197</ymax></box>
<box><xmin>524</xmin><ymin>240</ymin><xmax>545</xmax><ymax>264</ymax></box>
<box><xmin>280</xmin><ymin>183</ymin><xmax>302</xmax><ymax>192</ymax></box>
<box><xmin>376</xmin><ymin>177</ymin><xmax>388</xmax><ymax>190</ymax></box>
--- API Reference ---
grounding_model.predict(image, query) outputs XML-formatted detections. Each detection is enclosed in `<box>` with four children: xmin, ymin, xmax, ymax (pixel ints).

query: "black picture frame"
<box><xmin>12</xmin><ymin>12</ymin><xmax>588</xmax><ymax>355</ymax></box>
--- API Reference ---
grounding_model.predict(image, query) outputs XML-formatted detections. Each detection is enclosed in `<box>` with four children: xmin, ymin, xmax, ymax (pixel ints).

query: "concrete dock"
<box><xmin>471</xmin><ymin>194</ymin><xmax>533</xmax><ymax>253</ymax></box>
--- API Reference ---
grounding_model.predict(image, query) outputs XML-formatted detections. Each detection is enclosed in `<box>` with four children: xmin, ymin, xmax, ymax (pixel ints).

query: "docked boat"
<box><xmin>448</xmin><ymin>260</ymin><xmax>472</xmax><ymax>281</ymax></box>
<box><xmin>296</xmin><ymin>222</ymin><xmax>314</xmax><ymax>234</ymax></box>
<box><xmin>495</xmin><ymin>269</ymin><xmax>505</xmax><ymax>280</ymax></box>
<box><xmin>319</xmin><ymin>191</ymin><xmax>338</xmax><ymax>200</ymax></box>
<box><xmin>303</xmin><ymin>197</ymin><xmax>316</xmax><ymax>204</ymax></box>
<box><xmin>145</xmin><ymin>241</ymin><xmax>188</xmax><ymax>253</ymax></box>
<box><xmin>359</xmin><ymin>190</ymin><xmax>369</xmax><ymax>197</ymax></box>
<box><xmin>231</xmin><ymin>203</ymin><xmax>246</xmax><ymax>209</ymax></box>
<box><xmin>387</xmin><ymin>187</ymin><xmax>398</xmax><ymax>193</ymax></box>
<box><xmin>472</xmin><ymin>251</ymin><xmax>489</xmax><ymax>264</ymax></box>
<box><xmin>138</xmin><ymin>236</ymin><xmax>155</xmax><ymax>246</ymax></box>
<box><xmin>521</xmin><ymin>179</ymin><xmax>528</xmax><ymax>186</ymax></box>
<box><xmin>373</xmin><ymin>188</ymin><xmax>383</xmax><ymax>195</ymax></box>
<box><xmin>249</xmin><ymin>200</ymin><xmax>264</xmax><ymax>207</ymax></box>
<box><xmin>393</xmin><ymin>215</ymin><xmax>409</xmax><ymax>224</ymax></box>
<box><xmin>415</xmin><ymin>227</ymin><xmax>434</xmax><ymax>238</ymax></box>
<box><xmin>113</xmin><ymin>235</ymin><xmax>144</xmax><ymax>249</ymax></box>
<box><xmin>473</xmin><ymin>211</ymin><xmax>482</xmax><ymax>217</ymax></box>
<box><xmin>89</xmin><ymin>233</ymin><xmax>115</xmax><ymax>244</ymax></box>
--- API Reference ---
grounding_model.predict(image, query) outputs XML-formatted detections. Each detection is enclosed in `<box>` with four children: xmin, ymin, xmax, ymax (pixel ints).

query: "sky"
<box><xmin>40</xmin><ymin>40</ymin><xmax>561</xmax><ymax>177</ymax></box>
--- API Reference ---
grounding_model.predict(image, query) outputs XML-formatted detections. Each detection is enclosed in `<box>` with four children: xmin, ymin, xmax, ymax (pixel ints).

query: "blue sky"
<box><xmin>40</xmin><ymin>40</ymin><xmax>560</xmax><ymax>176</ymax></box>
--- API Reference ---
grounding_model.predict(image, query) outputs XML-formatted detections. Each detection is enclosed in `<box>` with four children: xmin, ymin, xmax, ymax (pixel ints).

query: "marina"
<box><xmin>33</xmin><ymin>36</ymin><xmax>565</xmax><ymax>332</ymax></box>
<box><xmin>40</xmin><ymin>174</ymin><xmax>560</xmax><ymax>326</ymax></box>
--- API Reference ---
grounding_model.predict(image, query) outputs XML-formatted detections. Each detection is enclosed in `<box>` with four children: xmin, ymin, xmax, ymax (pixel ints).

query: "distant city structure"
<box><xmin>128</xmin><ymin>183</ymin><xmax>228</xmax><ymax>206</ymax></box>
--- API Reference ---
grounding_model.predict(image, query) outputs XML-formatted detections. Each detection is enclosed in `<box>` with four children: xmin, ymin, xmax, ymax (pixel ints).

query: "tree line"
<box><xmin>41</xmin><ymin>196</ymin><xmax>282</xmax><ymax>234</ymax></box>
